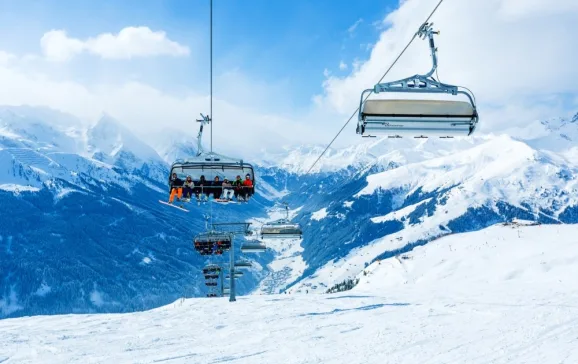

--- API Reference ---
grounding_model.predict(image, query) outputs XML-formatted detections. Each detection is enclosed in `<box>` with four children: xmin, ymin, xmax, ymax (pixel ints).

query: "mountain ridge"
<box><xmin>1</xmin><ymin>104</ymin><xmax>577</xmax><ymax>318</ymax></box>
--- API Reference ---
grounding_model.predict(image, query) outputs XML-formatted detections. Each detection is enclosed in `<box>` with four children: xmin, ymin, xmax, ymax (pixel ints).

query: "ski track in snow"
<box><xmin>1</xmin><ymin>290</ymin><xmax>577</xmax><ymax>363</ymax></box>
<box><xmin>2</xmin><ymin>224</ymin><xmax>578</xmax><ymax>363</ymax></box>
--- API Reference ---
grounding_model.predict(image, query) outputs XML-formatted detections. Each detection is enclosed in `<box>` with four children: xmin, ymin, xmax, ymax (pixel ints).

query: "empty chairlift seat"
<box><xmin>225</xmin><ymin>273</ymin><xmax>243</xmax><ymax>279</ymax></box>
<box><xmin>359</xmin><ymin>99</ymin><xmax>477</xmax><ymax>137</ymax></box>
<box><xmin>240</xmin><ymin>241</ymin><xmax>267</xmax><ymax>253</ymax></box>
<box><xmin>356</xmin><ymin>23</ymin><xmax>479</xmax><ymax>138</ymax></box>
<box><xmin>234</xmin><ymin>260</ymin><xmax>252</xmax><ymax>269</ymax></box>
<box><xmin>260</xmin><ymin>222</ymin><xmax>303</xmax><ymax>239</ymax></box>
<box><xmin>260</xmin><ymin>202</ymin><xmax>303</xmax><ymax>240</ymax></box>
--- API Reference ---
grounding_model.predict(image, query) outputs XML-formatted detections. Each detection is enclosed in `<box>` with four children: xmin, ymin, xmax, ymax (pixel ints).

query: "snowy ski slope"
<box><xmin>1</xmin><ymin>222</ymin><xmax>577</xmax><ymax>363</ymax></box>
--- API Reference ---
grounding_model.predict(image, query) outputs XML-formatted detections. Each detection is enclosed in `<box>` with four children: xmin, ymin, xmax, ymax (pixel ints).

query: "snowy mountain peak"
<box><xmin>3</xmin><ymin>103</ymin><xmax>578</xmax><ymax>327</ymax></box>
<box><xmin>257</xmin><ymin>134</ymin><xmax>490</xmax><ymax>175</ymax></box>
<box><xmin>0</xmin><ymin>105</ymin><xmax>87</xmax><ymax>153</ymax></box>
<box><xmin>142</xmin><ymin>128</ymin><xmax>198</xmax><ymax>164</ymax></box>
<box><xmin>0</xmin><ymin>105</ymin><xmax>84</xmax><ymax>129</ymax></box>
<box><xmin>87</xmin><ymin>114</ymin><xmax>163</xmax><ymax>164</ymax></box>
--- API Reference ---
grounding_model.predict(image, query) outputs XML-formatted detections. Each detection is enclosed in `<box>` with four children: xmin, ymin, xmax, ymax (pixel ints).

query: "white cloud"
<box><xmin>339</xmin><ymin>61</ymin><xmax>348</xmax><ymax>71</ymax></box>
<box><xmin>497</xmin><ymin>0</ymin><xmax>578</xmax><ymax>19</ymax></box>
<box><xmin>360</xmin><ymin>43</ymin><xmax>373</xmax><ymax>51</ymax></box>
<box><xmin>41</xmin><ymin>30</ymin><xmax>85</xmax><ymax>62</ymax></box>
<box><xmin>1</xmin><ymin>1</ymin><xmax>577</xmax><ymax>159</ymax></box>
<box><xmin>0</xmin><ymin>51</ymin><xmax>16</xmax><ymax>66</ymax></box>
<box><xmin>40</xmin><ymin>26</ymin><xmax>190</xmax><ymax>62</ymax></box>
<box><xmin>21</xmin><ymin>54</ymin><xmax>40</xmax><ymax>62</ymax></box>
<box><xmin>372</xmin><ymin>19</ymin><xmax>387</xmax><ymax>30</ymax></box>
<box><xmin>316</xmin><ymin>0</ymin><xmax>578</xmax><ymax>133</ymax></box>
<box><xmin>348</xmin><ymin>18</ymin><xmax>363</xmax><ymax>34</ymax></box>
<box><xmin>0</xmin><ymin>60</ymin><xmax>315</xmax><ymax>159</ymax></box>
<box><xmin>85</xmin><ymin>27</ymin><xmax>190</xmax><ymax>59</ymax></box>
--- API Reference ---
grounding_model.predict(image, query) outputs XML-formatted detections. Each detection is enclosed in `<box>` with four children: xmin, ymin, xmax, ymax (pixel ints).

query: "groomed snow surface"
<box><xmin>2</xmin><ymin>223</ymin><xmax>578</xmax><ymax>363</ymax></box>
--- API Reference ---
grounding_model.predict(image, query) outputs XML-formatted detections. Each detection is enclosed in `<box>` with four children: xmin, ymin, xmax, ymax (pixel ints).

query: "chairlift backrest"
<box><xmin>240</xmin><ymin>241</ymin><xmax>267</xmax><ymax>253</ymax></box>
<box><xmin>261</xmin><ymin>226</ymin><xmax>302</xmax><ymax>239</ymax></box>
<box><xmin>194</xmin><ymin>232</ymin><xmax>232</xmax><ymax>244</ymax></box>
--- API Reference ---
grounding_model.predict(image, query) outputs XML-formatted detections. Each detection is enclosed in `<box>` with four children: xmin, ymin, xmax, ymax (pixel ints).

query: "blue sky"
<box><xmin>0</xmin><ymin>0</ymin><xmax>576</xmax><ymax>156</ymax></box>
<box><xmin>0</xmin><ymin>0</ymin><xmax>396</xmax><ymax>111</ymax></box>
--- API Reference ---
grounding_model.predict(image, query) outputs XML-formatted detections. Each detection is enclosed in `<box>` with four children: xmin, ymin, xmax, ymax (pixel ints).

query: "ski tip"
<box><xmin>158</xmin><ymin>200</ymin><xmax>189</xmax><ymax>212</ymax></box>
<box><xmin>213</xmin><ymin>199</ymin><xmax>236</xmax><ymax>204</ymax></box>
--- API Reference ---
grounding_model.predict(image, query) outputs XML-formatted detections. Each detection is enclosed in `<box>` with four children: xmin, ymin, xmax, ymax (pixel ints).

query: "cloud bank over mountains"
<box><xmin>0</xmin><ymin>0</ymin><xmax>576</xmax><ymax>156</ymax></box>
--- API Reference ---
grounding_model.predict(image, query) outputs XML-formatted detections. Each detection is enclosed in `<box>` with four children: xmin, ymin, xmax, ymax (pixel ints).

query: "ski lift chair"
<box><xmin>260</xmin><ymin>222</ymin><xmax>303</xmax><ymax>239</ymax></box>
<box><xmin>225</xmin><ymin>272</ymin><xmax>243</xmax><ymax>279</ymax></box>
<box><xmin>357</xmin><ymin>23</ymin><xmax>478</xmax><ymax>138</ymax></box>
<box><xmin>203</xmin><ymin>265</ymin><xmax>221</xmax><ymax>276</ymax></box>
<box><xmin>234</xmin><ymin>260</ymin><xmax>252</xmax><ymax>269</ymax></box>
<box><xmin>260</xmin><ymin>203</ymin><xmax>303</xmax><ymax>239</ymax></box>
<box><xmin>202</xmin><ymin>264</ymin><xmax>221</xmax><ymax>274</ymax></box>
<box><xmin>240</xmin><ymin>241</ymin><xmax>267</xmax><ymax>253</ymax></box>
<box><xmin>194</xmin><ymin>231</ymin><xmax>233</xmax><ymax>255</ymax></box>
<box><xmin>168</xmin><ymin>114</ymin><xmax>255</xmax><ymax>200</ymax></box>
<box><xmin>169</xmin><ymin>153</ymin><xmax>255</xmax><ymax>197</ymax></box>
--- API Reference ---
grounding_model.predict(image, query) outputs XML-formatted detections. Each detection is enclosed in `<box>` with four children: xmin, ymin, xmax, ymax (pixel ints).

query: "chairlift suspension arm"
<box><xmin>370</xmin><ymin>23</ymin><xmax>455</xmax><ymax>95</ymax></box>
<box><xmin>418</xmin><ymin>22</ymin><xmax>439</xmax><ymax>79</ymax></box>
<box><xmin>195</xmin><ymin>113</ymin><xmax>211</xmax><ymax>157</ymax></box>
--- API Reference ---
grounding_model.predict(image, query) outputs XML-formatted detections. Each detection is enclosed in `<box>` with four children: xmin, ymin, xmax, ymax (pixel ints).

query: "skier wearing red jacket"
<box><xmin>242</xmin><ymin>173</ymin><xmax>254</xmax><ymax>200</ymax></box>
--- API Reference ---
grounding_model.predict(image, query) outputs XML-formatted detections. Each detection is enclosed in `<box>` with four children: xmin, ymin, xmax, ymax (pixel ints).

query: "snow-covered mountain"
<box><xmin>86</xmin><ymin>114</ymin><xmax>167</xmax><ymax>181</ymax></box>
<box><xmin>0</xmin><ymin>106</ymin><xmax>277</xmax><ymax>318</ymax></box>
<box><xmin>252</xmin><ymin>113</ymin><xmax>578</xmax><ymax>294</ymax></box>
<box><xmin>141</xmin><ymin>128</ymin><xmax>198</xmax><ymax>165</ymax></box>
<box><xmin>1</xmin><ymin>104</ymin><xmax>577</xmax><ymax>319</ymax></box>
<box><xmin>2</xmin><ymin>222</ymin><xmax>577</xmax><ymax>363</ymax></box>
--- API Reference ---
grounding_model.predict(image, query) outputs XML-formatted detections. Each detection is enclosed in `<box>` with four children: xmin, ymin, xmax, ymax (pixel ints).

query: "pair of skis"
<box><xmin>158</xmin><ymin>200</ymin><xmax>190</xmax><ymax>212</ymax></box>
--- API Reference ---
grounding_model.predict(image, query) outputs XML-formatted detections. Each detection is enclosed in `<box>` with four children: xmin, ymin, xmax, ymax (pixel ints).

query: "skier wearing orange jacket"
<box><xmin>169</xmin><ymin>173</ymin><xmax>184</xmax><ymax>203</ymax></box>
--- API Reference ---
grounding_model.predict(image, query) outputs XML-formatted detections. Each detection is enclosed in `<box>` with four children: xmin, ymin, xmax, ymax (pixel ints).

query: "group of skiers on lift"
<box><xmin>168</xmin><ymin>173</ymin><xmax>254</xmax><ymax>203</ymax></box>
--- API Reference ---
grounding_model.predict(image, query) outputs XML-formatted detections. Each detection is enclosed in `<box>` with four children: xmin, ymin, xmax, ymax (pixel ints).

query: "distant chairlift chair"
<box><xmin>240</xmin><ymin>241</ymin><xmax>267</xmax><ymax>253</ymax></box>
<box><xmin>194</xmin><ymin>231</ymin><xmax>233</xmax><ymax>255</ymax></box>
<box><xmin>260</xmin><ymin>203</ymin><xmax>302</xmax><ymax>240</ymax></box>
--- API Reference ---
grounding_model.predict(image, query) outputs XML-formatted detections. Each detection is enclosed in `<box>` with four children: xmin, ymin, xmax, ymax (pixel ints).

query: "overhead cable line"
<box><xmin>305</xmin><ymin>0</ymin><xmax>446</xmax><ymax>174</ymax></box>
